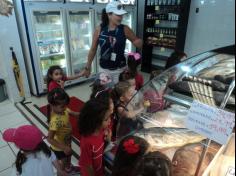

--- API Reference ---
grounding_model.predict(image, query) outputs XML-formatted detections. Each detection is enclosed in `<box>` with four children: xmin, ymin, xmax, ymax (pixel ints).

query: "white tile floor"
<box><xmin>0</xmin><ymin>73</ymin><xmax>150</xmax><ymax>176</ymax></box>
<box><xmin>0</xmin><ymin>100</ymin><xmax>29</xmax><ymax>176</ymax></box>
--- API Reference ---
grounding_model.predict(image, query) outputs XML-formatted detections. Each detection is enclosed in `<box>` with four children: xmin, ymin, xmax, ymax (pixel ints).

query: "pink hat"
<box><xmin>3</xmin><ymin>125</ymin><xmax>43</xmax><ymax>151</ymax></box>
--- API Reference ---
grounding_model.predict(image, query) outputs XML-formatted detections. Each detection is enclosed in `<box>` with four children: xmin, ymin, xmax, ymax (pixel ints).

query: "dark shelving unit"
<box><xmin>141</xmin><ymin>0</ymin><xmax>191</xmax><ymax>73</ymax></box>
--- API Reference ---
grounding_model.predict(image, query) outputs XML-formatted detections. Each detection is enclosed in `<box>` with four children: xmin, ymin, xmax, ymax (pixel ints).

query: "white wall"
<box><xmin>185</xmin><ymin>0</ymin><xmax>235</xmax><ymax>57</ymax></box>
<box><xmin>0</xmin><ymin>1</ymin><xmax>30</xmax><ymax>102</ymax></box>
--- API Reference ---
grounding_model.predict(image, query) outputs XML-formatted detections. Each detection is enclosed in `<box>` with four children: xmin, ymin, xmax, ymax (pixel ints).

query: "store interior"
<box><xmin>0</xmin><ymin>0</ymin><xmax>235</xmax><ymax>176</ymax></box>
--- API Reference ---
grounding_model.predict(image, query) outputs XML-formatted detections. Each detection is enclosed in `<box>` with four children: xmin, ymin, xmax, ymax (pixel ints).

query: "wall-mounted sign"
<box><xmin>96</xmin><ymin>0</ymin><xmax>136</xmax><ymax>5</ymax></box>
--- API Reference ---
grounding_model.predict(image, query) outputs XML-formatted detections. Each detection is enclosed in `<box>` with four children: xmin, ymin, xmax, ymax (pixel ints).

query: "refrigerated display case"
<box><xmin>105</xmin><ymin>50</ymin><xmax>235</xmax><ymax>175</ymax></box>
<box><xmin>21</xmin><ymin>0</ymin><xmax>137</xmax><ymax>95</ymax></box>
<box><xmin>32</xmin><ymin>11</ymin><xmax>67</xmax><ymax>76</ymax></box>
<box><xmin>23</xmin><ymin>1</ymin><xmax>95</xmax><ymax>95</ymax></box>
<box><xmin>68</xmin><ymin>11</ymin><xmax>93</xmax><ymax>75</ymax></box>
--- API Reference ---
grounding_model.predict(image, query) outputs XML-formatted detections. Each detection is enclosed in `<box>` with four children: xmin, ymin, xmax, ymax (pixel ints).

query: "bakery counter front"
<box><xmin>104</xmin><ymin>50</ymin><xmax>235</xmax><ymax>176</ymax></box>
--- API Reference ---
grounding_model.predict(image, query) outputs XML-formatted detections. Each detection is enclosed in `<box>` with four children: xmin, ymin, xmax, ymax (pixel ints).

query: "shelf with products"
<box><xmin>147</xmin><ymin>0</ymin><xmax>182</xmax><ymax>6</ymax></box>
<box><xmin>146</xmin><ymin>37</ymin><xmax>176</xmax><ymax>49</ymax></box>
<box><xmin>146</xmin><ymin>12</ymin><xmax>180</xmax><ymax>21</ymax></box>
<box><xmin>37</xmin><ymin>38</ymin><xmax>63</xmax><ymax>45</ymax></box>
<box><xmin>152</xmin><ymin>59</ymin><xmax>167</xmax><ymax>69</ymax></box>
<box><xmin>36</xmin><ymin>29</ymin><xmax>62</xmax><ymax>33</ymax></box>
<box><xmin>40</xmin><ymin>52</ymin><xmax>64</xmax><ymax>59</ymax></box>
<box><xmin>141</xmin><ymin>0</ymin><xmax>191</xmax><ymax>73</ymax></box>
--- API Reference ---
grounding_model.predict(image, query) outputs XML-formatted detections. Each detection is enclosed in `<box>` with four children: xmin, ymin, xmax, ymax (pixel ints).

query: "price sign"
<box><xmin>186</xmin><ymin>101</ymin><xmax>235</xmax><ymax>145</ymax></box>
<box><xmin>155</xmin><ymin>6</ymin><xmax>160</xmax><ymax>11</ymax></box>
<box><xmin>226</xmin><ymin>167</ymin><xmax>235</xmax><ymax>176</ymax></box>
<box><xmin>160</xmin><ymin>34</ymin><xmax>164</xmax><ymax>38</ymax></box>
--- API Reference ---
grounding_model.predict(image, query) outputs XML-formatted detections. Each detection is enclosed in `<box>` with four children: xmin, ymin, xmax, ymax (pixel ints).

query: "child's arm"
<box><xmin>47</xmin><ymin>131</ymin><xmax>72</xmax><ymax>155</ymax></box>
<box><xmin>52</xmin><ymin>159</ymin><xmax>68</xmax><ymax>176</ymax></box>
<box><xmin>118</xmin><ymin>106</ymin><xmax>144</xmax><ymax>119</ymax></box>
<box><xmin>67</xmin><ymin>109</ymin><xmax>80</xmax><ymax>117</ymax></box>
<box><xmin>66</xmin><ymin>72</ymin><xmax>84</xmax><ymax>81</ymax></box>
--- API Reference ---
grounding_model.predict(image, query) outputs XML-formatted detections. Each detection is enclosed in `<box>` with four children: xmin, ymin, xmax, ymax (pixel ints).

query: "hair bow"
<box><xmin>123</xmin><ymin>139</ymin><xmax>140</xmax><ymax>154</ymax></box>
<box><xmin>99</xmin><ymin>72</ymin><xmax>112</xmax><ymax>86</ymax></box>
<box><xmin>128</xmin><ymin>52</ymin><xmax>141</xmax><ymax>61</ymax></box>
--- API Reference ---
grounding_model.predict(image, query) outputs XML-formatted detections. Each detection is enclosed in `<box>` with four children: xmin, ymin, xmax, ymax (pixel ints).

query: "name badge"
<box><xmin>111</xmin><ymin>53</ymin><xmax>117</xmax><ymax>62</ymax></box>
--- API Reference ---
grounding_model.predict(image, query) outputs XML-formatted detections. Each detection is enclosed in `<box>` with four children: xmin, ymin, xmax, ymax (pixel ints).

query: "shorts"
<box><xmin>51</xmin><ymin>148</ymin><xmax>68</xmax><ymax>160</ymax></box>
<box><xmin>99</xmin><ymin>67</ymin><xmax>126</xmax><ymax>84</ymax></box>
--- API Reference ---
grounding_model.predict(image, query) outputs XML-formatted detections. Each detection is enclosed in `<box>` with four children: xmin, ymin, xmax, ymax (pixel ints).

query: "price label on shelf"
<box><xmin>155</xmin><ymin>20</ymin><xmax>160</xmax><ymax>24</ymax></box>
<box><xmin>160</xmin><ymin>47</ymin><xmax>165</xmax><ymax>52</ymax></box>
<box><xmin>186</xmin><ymin>101</ymin><xmax>235</xmax><ymax>145</ymax></box>
<box><xmin>155</xmin><ymin>6</ymin><xmax>160</xmax><ymax>11</ymax></box>
<box><xmin>160</xmin><ymin>34</ymin><xmax>164</xmax><ymax>38</ymax></box>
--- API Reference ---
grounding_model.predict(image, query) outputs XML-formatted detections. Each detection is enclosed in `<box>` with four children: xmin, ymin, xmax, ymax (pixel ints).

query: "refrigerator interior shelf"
<box><xmin>40</xmin><ymin>52</ymin><xmax>64</xmax><ymax>58</ymax></box>
<box><xmin>38</xmin><ymin>39</ymin><xmax>63</xmax><ymax>45</ymax></box>
<box><xmin>153</xmin><ymin>34</ymin><xmax>177</xmax><ymax>39</ymax></box>
<box><xmin>152</xmin><ymin>59</ymin><xmax>167</xmax><ymax>68</ymax></box>
<box><xmin>148</xmin><ymin>44</ymin><xmax>176</xmax><ymax>49</ymax></box>
<box><xmin>147</xmin><ymin>5</ymin><xmax>182</xmax><ymax>7</ymax></box>
<box><xmin>37</xmin><ymin>29</ymin><xmax>62</xmax><ymax>33</ymax></box>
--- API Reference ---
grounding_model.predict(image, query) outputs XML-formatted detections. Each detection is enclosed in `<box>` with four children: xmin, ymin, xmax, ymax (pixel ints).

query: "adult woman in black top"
<box><xmin>82</xmin><ymin>1</ymin><xmax>142</xmax><ymax>83</ymax></box>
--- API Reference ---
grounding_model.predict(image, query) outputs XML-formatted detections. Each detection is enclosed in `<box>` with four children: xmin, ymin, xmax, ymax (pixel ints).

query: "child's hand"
<box><xmin>104</xmin><ymin>129</ymin><xmax>112</xmax><ymax>142</ymax></box>
<box><xmin>63</xmin><ymin>146</ymin><xmax>72</xmax><ymax>156</ymax></box>
<box><xmin>58</xmin><ymin>80</ymin><xmax>65</xmax><ymax>89</ymax></box>
<box><xmin>78</xmin><ymin>71</ymin><xmax>85</xmax><ymax>78</ymax></box>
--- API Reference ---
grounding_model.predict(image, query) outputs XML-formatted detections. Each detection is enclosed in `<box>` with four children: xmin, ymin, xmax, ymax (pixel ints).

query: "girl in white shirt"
<box><xmin>3</xmin><ymin>125</ymin><xmax>67</xmax><ymax>176</ymax></box>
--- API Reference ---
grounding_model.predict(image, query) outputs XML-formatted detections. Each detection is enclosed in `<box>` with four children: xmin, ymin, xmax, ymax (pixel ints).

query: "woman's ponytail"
<box><xmin>101</xmin><ymin>8</ymin><xmax>109</xmax><ymax>27</ymax></box>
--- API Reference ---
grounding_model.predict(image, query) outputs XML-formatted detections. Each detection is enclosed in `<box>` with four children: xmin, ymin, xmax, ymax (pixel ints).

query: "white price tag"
<box><xmin>160</xmin><ymin>34</ymin><xmax>164</xmax><ymax>38</ymax></box>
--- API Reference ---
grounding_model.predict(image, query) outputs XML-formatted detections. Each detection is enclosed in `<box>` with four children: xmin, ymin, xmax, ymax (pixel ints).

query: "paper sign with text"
<box><xmin>186</xmin><ymin>101</ymin><xmax>235</xmax><ymax>145</ymax></box>
<box><xmin>226</xmin><ymin>167</ymin><xmax>235</xmax><ymax>176</ymax></box>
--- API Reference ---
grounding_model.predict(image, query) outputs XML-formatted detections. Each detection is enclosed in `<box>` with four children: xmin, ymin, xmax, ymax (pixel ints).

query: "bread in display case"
<box><xmin>113</xmin><ymin>51</ymin><xmax>235</xmax><ymax>175</ymax></box>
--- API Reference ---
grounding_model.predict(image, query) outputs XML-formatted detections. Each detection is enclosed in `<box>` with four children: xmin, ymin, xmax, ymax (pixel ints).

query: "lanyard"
<box><xmin>108</xmin><ymin>28</ymin><xmax>119</xmax><ymax>50</ymax></box>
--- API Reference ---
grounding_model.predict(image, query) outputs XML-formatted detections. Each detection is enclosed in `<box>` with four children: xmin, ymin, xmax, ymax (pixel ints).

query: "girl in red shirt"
<box><xmin>127</xmin><ymin>52</ymin><xmax>144</xmax><ymax>91</ymax></box>
<box><xmin>46</xmin><ymin>65</ymin><xmax>83</xmax><ymax>92</ymax></box>
<box><xmin>78</xmin><ymin>91</ymin><xmax>114</xmax><ymax>176</ymax></box>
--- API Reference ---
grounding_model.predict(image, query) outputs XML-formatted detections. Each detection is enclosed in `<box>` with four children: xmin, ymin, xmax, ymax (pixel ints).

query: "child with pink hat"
<box><xmin>3</xmin><ymin>125</ymin><xmax>67</xmax><ymax>176</ymax></box>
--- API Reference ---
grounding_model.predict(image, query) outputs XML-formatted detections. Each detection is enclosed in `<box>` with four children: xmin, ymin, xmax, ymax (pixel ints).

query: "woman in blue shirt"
<box><xmin>82</xmin><ymin>1</ymin><xmax>142</xmax><ymax>83</ymax></box>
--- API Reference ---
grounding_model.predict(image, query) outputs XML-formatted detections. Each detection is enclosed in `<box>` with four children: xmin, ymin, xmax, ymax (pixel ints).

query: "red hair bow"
<box><xmin>123</xmin><ymin>139</ymin><xmax>140</xmax><ymax>154</ymax></box>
